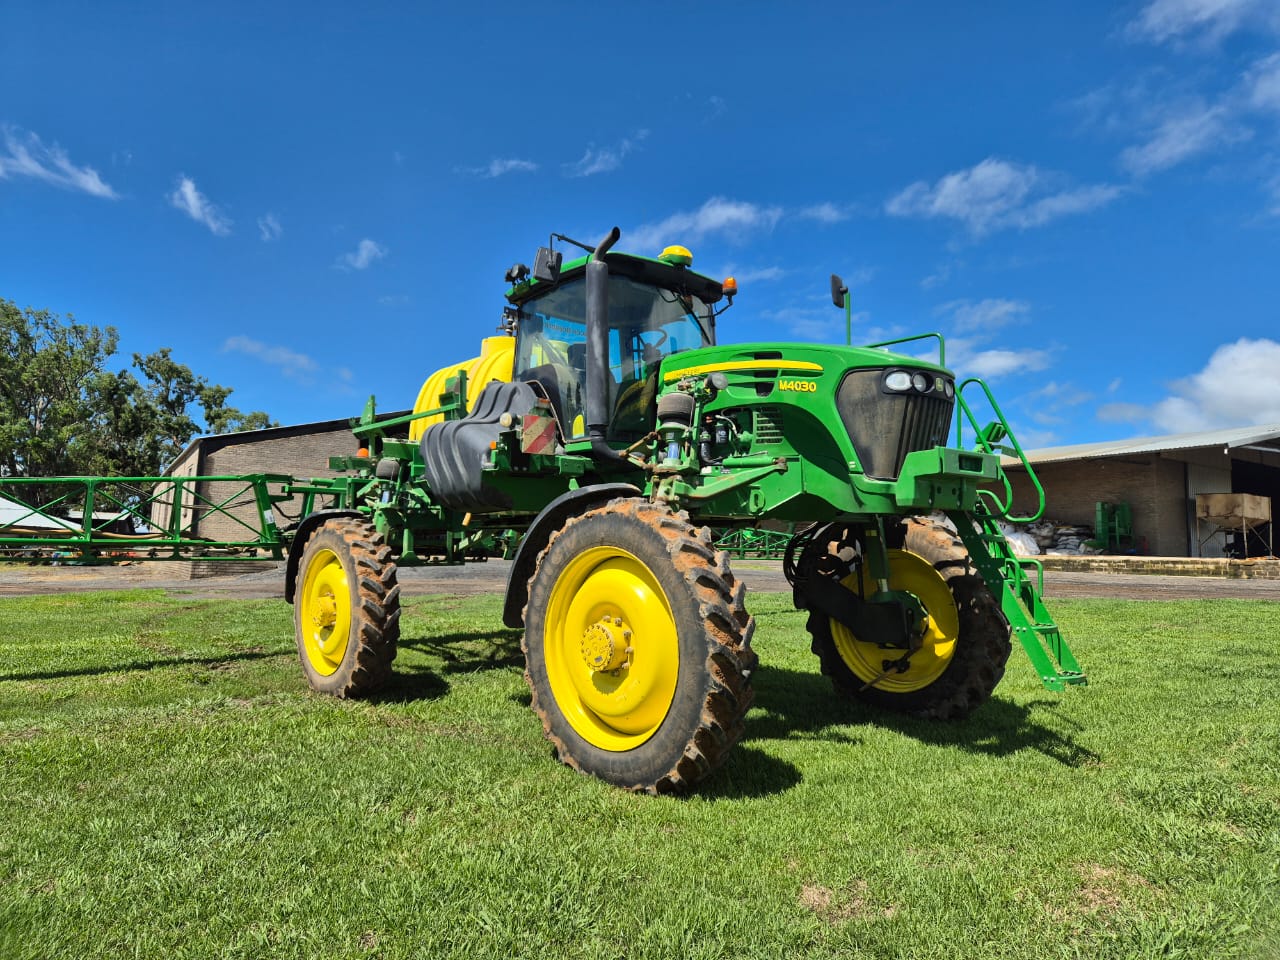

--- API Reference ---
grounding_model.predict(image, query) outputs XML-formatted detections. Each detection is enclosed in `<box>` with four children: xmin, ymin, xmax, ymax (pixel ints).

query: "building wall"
<box><xmin>193</xmin><ymin>425</ymin><xmax>357</xmax><ymax>543</ymax></box>
<box><xmin>1005</xmin><ymin>456</ymin><xmax>1187</xmax><ymax>556</ymax></box>
<box><xmin>149</xmin><ymin>446</ymin><xmax>200</xmax><ymax>536</ymax></box>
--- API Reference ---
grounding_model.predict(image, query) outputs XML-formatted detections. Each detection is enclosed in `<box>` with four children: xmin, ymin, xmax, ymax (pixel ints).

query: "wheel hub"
<box><xmin>312</xmin><ymin>593</ymin><xmax>338</xmax><ymax>629</ymax></box>
<box><xmin>580</xmin><ymin>616</ymin><xmax>632</xmax><ymax>673</ymax></box>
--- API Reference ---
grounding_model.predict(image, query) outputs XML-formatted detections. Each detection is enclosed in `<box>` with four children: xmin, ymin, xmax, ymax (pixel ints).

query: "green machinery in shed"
<box><xmin>0</xmin><ymin>227</ymin><xmax>1085</xmax><ymax>794</ymax></box>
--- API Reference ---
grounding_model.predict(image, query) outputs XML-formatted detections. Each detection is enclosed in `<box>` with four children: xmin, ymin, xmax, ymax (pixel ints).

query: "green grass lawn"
<box><xmin>1</xmin><ymin>588</ymin><xmax>1277</xmax><ymax>960</ymax></box>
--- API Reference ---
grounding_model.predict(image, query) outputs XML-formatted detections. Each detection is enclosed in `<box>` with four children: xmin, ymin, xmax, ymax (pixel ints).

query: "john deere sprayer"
<box><xmin>0</xmin><ymin>227</ymin><xmax>1085</xmax><ymax>794</ymax></box>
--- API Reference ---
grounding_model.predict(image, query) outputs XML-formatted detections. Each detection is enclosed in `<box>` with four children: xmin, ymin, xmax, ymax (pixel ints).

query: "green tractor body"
<box><xmin>279</xmin><ymin>228</ymin><xmax>1085</xmax><ymax>793</ymax></box>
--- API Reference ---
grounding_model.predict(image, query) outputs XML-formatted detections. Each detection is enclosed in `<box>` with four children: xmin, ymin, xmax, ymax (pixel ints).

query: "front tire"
<box><xmin>293</xmin><ymin>518</ymin><xmax>400</xmax><ymax>698</ymax></box>
<box><xmin>804</xmin><ymin>517</ymin><xmax>1010</xmax><ymax>719</ymax></box>
<box><xmin>523</xmin><ymin>499</ymin><xmax>756</xmax><ymax>794</ymax></box>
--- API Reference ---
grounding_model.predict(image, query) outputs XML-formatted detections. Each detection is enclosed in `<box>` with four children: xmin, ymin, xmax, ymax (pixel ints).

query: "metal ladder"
<box><xmin>949</xmin><ymin>377</ymin><xmax>1087</xmax><ymax>690</ymax></box>
<box><xmin>950</xmin><ymin>505</ymin><xmax>1087</xmax><ymax>691</ymax></box>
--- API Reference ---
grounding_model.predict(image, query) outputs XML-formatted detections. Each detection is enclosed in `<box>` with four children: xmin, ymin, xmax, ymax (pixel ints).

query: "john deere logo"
<box><xmin>778</xmin><ymin>379</ymin><xmax>817</xmax><ymax>393</ymax></box>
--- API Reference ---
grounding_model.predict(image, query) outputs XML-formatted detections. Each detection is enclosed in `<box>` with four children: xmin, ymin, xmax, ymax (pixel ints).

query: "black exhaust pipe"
<box><xmin>585</xmin><ymin>227</ymin><xmax>626</xmax><ymax>465</ymax></box>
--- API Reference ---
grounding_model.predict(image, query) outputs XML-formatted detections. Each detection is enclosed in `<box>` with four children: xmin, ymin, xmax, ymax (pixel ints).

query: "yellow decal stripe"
<box><xmin>663</xmin><ymin>359</ymin><xmax>824</xmax><ymax>383</ymax></box>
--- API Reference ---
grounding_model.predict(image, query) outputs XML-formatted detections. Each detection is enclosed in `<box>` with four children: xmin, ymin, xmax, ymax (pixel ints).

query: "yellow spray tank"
<box><xmin>409</xmin><ymin>335</ymin><xmax>515</xmax><ymax>442</ymax></box>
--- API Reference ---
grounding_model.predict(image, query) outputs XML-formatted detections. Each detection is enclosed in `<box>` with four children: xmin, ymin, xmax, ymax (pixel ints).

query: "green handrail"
<box><xmin>863</xmin><ymin>331</ymin><xmax>946</xmax><ymax>367</ymax></box>
<box><xmin>954</xmin><ymin>378</ymin><xmax>1046</xmax><ymax>523</ymax></box>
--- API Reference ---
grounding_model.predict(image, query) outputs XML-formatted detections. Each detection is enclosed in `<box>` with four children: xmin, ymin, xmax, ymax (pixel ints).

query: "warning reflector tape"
<box><xmin>521</xmin><ymin>415</ymin><xmax>558</xmax><ymax>454</ymax></box>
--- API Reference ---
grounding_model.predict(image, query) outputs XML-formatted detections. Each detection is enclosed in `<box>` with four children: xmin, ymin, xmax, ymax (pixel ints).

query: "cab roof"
<box><xmin>506</xmin><ymin>251</ymin><xmax>726</xmax><ymax>307</ymax></box>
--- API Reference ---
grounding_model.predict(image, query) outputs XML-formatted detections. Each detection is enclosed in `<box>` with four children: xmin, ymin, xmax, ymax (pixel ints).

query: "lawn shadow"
<box><xmin>0</xmin><ymin>647</ymin><xmax>293</xmax><ymax>683</ymax></box>
<box><xmin>748</xmin><ymin>665</ymin><xmax>1099</xmax><ymax>768</ymax></box>
<box><xmin>697</xmin><ymin>745</ymin><xmax>804</xmax><ymax>799</ymax></box>
<box><xmin>367</xmin><ymin>664</ymin><xmax>451</xmax><ymax>704</ymax></box>
<box><xmin>397</xmin><ymin>629</ymin><xmax>524</xmax><ymax>675</ymax></box>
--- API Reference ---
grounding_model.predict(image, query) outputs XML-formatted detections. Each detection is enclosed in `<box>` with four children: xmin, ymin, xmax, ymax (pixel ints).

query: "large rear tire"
<box><xmin>293</xmin><ymin>518</ymin><xmax>400</xmax><ymax>698</ymax></box>
<box><xmin>805</xmin><ymin>517</ymin><xmax>1010</xmax><ymax>719</ymax></box>
<box><xmin>523</xmin><ymin>499</ymin><xmax>756</xmax><ymax>794</ymax></box>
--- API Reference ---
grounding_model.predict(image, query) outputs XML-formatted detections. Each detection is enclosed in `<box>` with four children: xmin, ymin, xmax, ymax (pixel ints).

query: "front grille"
<box><xmin>754</xmin><ymin>406</ymin><xmax>785</xmax><ymax>444</ymax></box>
<box><xmin>836</xmin><ymin>369</ymin><xmax>954</xmax><ymax>480</ymax></box>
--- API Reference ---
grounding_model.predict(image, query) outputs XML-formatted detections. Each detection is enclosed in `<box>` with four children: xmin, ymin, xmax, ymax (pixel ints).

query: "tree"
<box><xmin>85</xmin><ymin>349</ymin><xmax>278</xmax><ymax>476</ymax></box>
<box><xmin>1</xmin><ymin>297</ymin><xmax>277</xmax><ymax>484</ymax></box>
<box><xmin>0</xmin><ymin>299</ymin><xmax>117</xmax><ymax>479</ymax></box>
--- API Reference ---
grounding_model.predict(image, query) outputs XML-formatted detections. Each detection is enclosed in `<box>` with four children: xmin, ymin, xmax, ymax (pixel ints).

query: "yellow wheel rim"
<box><xmin>831</xmin><ymin>549</ymin><xmax>959</xmax><ymax>692</ymax></box>
<box><xmin>298</xmin><ymin>547</ymin><xmax>351</xmax><ymax>677</ymax></box>
<box><xmin>543</xmin><ymin>546</ymin><xmax>680</xmax><ymax>751</ymax></box>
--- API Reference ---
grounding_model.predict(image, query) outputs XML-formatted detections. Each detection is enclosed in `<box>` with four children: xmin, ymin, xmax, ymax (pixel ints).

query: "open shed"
<box><xmin>1002</xmin><ymin>424</ymin><xmax>1280</xmax><ymax>557</ymax></box>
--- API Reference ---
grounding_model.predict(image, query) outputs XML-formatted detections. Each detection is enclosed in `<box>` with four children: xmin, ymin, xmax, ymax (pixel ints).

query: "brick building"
<box><xmin>1002</xmin><ymin>424</ymin><xmax>1280</xmax><ymax>557</ymax></box>
<box><xmin>155</xmin><ymin>412</ymin><xmax>408</xmax><ymax>544</ymax></box>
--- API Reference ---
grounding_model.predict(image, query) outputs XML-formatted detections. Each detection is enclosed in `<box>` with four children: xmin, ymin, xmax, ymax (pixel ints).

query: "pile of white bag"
<box><xmin>924</xmin><ymin>512</ymin><xmax>1100</xmax><ymax>556</ymax></box>
<box><xmin>1045</xmin><ymin>525</ymin><xmax>1099</xmax><ymax>555</ymax></box>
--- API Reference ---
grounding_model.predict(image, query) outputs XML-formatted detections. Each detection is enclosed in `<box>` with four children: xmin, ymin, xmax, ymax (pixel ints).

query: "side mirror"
<box><xmin>830</xmin><ymin>273</ymin><xmax>848</xmax><ymax>308</ymax></box>
<box><xmin>533</xmin><ymin>247</ymin><xmax>562</xmax><ymax>282</ymax></box>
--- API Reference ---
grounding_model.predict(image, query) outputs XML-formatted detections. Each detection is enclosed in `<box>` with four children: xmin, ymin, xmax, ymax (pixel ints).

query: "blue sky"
<box><xmin>3</xmin><ymin>0</ymin><xmax>1279</xmax><ymax>450</ymax></box>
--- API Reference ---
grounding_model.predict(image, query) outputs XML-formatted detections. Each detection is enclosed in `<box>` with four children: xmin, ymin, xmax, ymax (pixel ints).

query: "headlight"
<box><xmin>942</xmin><ymin>379</ymin><xmax>955</xmax><ymax>399</ymax></box>
<box><xmin>911</xmin><ymin>372</ymin><xmax>930</xmax><ymax>393</ymax></box>
<box><xmin>884</xmin><ymin>371</ymin><xmax>912</xmax><ymax>392</ymax></box>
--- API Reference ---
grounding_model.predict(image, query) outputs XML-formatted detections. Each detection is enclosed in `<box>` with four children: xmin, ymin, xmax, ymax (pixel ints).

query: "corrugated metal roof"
<box><xmin>1005</xmin><ymin>423</ymin><xmax>1280</xmax><ymax>465</ymax></box>
<box><xmin>0</xmin><ymin>495</ymin><xmax>77</xmax><ymax>531</ymax></box>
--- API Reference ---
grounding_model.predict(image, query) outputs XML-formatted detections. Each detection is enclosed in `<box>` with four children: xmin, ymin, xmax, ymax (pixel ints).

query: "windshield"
<box><xmin>514</xmin><ymin>275</ymin><xmax>714</xmax><ymax>437</ymax></box>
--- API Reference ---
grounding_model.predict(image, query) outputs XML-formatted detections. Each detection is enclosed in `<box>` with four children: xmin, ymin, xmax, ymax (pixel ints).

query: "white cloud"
<box><xmin>0</xmin><ymin>127</ymin><xmax>117</xmax><ymax>198</ymax></box>
<box><xmin>1120</xmin><ymin>101</ymin><xmax>1250</xmax><ymax>175</ymax></box>
<box><xmin>1024</xmin><ymin>381</ymin><xmax>1096</xmax><ymax>430</ymax></box>
<box><xmin>1127</xmin><ymin>0</ymin><xmax>1278</xmax><ymax>44</ymax></box>
<box><xmin>886</xmin><ymin>158</ymin><xmax>1121</xmax><ymax>235</ymax></box>
<box><xmin>1267</xmin><ymin>169</ymin><xmax>1280</xmax><ymax>215</ymax></box>
<box><xmin>1246</xmin><ymin>53</ymin><xmax>1280</xmax><ymax>112</ymax></box>
<box><xmin>888</xmin><ymin>158</ymin><xmax>1033</xmax><ymax>231</ymax></box>
<box><xmin>462</xmin><ymin>157</ymin><xmax>538</xmax><ymax>179</ymax></box>
<box><xmin>937</xmin><ymin>298</ymin><xmax>1031</xmax><ymax>332</ymax></box>
<box><xmin>336</xmin><ymin>238</ymin><xmax>387</xmax><ymax>271</ymax></box>
<box><xmin>223</xmin><ymin>336</ymin><xmax>319</xmax><ymax>380</ymax></box>
<box><xmin>763</xmin><ymin>306</ymin><xmax>874</xmax><ymax>343</ymax></box>
<box><xmin>1151</xmin><ymin>338</ymin><xmax>1280</xmax><ymax>430</ymax></box>
<box><xmin>1030</xmin><ymin>381</ymin><xmax>1094</xmax><ymax>406</ymax></box>
<box><xmin>719</xmin><ymin>265</ymin><xmax>785</xmax><ymax>284</ymax></box>
<box><xmin>257</xmin><ymin>213</ymin><xmax>282</xmax><ymax>242</ymax></box>
<box><xmin>945</xmin><ymin>339</ymin><xmax>1053</xmax><ymax>379</ymax></box>
<box><xmin>1097</xmin><ymin>338</ymin><xmax>1280</xmax><ymax>429</ymax></box>
<box><xmin>929</xmin><ymin>294</ymin><xmax>1049</xmax><ymax>380</ymax></box>
<box><xmin>1010</xmin><ymin>425</ymin><xmax>1062</xmax><ymax>449</ymax></box>
<box><xmin>796</xmin><ymin>202</ymin><xmax>852</xmax><ymax>223</ymax></box>
<box><xmin>1097</xmin><ymin>401</ymin><xmax>1150</xmax><ymax>423</ymax></box>
<box><xmin>921</xmin><ymin>263</ymin><xmax>955</xmax><ymax>289</ymax></box>
<box><xmin>627</xmin><ymin>197</ymin><xmax>784</xmax><ymax>253</ymax></box>
<box><xmin>565</xmin><ymin>130</ymin><xmax>649</xmax><ymax>178</ymax></box>
<box><xmin>168</xmin><ymin>176</ymin><xmax>231</xmax><ymax>235</ymax></box>
<box><xmin>1018</xmin><ymin>183</ymin><xmax>1128</xmax><ymax>224</ymax></box>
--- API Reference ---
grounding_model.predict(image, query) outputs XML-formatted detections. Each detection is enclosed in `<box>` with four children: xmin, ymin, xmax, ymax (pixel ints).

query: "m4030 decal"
<box><xmin>778</xmin><ymin>379</ymin><xmax>817</xmax><ymax>393</ymax></box>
